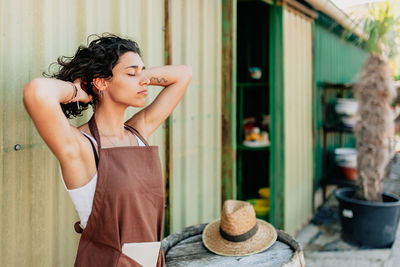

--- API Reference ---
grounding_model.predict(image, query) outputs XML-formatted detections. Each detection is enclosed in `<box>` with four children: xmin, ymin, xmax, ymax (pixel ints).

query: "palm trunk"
<box><xmin>354</xmin><ymin>55</ymin><xmax>396</xmax><ymax>202</ymax></box>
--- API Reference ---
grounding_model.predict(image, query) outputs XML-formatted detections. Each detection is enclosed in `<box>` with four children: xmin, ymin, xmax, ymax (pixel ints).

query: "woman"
<box><xmin>23</xmin><ymin>34</ymin><xmax>192</xmax><ymax>266</ymax></box>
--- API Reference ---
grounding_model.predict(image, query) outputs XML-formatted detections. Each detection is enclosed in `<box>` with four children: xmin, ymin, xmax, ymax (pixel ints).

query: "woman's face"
<box><xmin>105</xmin><ymin>52</ymin><xmax>150</xmax><ymax>107</ymax></box>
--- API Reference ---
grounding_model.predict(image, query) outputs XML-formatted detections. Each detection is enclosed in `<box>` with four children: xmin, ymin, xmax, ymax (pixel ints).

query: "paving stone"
<box><xmin>305</xmin><ymin>250</ymin><xmax>390</xmax><ymax>267</ymax></box>
<box><xmin>295</xmin><ymin>224</ymin><xmax>320</xmax><ymax>248</ymax></box>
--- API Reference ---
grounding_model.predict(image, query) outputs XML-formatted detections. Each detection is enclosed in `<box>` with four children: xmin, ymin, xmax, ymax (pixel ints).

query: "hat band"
<box><xmin>219</xmin><ymin>222</ymin><xmax>258</xmax><ymax>242</ymax></box>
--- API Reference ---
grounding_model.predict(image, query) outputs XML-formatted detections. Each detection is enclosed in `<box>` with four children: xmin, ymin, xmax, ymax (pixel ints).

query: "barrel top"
<box><xmin>162</xmin><ymin>224</ymin><xmax>305</xmax><ymax>267</ymax></box>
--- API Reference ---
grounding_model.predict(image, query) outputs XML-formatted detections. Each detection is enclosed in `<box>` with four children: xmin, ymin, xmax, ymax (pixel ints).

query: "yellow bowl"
<box><xmin>246</xmin><ymin>198</ymin><xmax>270</xmax><ymax>220</ymax></box>
<box><xmin>246</xmin><ymin>198</ymin><xmax>269</xmax><ymax>207</ymax></box>
<box><xmin>258</xmin><ymin>187</ymin><xmax>270</xmax><ymax>199</ymax></box>
<box><xmin>254</xmin><ymin>205</ymin><xmax>270</xmax><ymax>216</ymax></box>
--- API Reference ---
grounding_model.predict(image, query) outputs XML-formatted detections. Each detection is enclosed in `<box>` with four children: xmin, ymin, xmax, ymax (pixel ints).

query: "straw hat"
<box><xmin>202</xmin><ymin>200</ymin><xmax>277</xmax><ymax>256</ymax></box>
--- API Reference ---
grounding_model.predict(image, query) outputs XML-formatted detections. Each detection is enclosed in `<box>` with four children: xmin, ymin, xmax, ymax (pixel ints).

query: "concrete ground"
<box><xmin>295</xmin><ymin>179</ymin><xmax>400</xmax><ymax>267</ymax></box>
<box><xmin>297</xmin><ymin>223</ymin><xmax>393</xmax><ymax>267</ymax></box>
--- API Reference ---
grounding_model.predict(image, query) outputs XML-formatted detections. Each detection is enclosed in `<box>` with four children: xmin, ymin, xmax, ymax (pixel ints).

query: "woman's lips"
<box><xmin>138</xmin><ymin>90</ymin><xmax>148</xmax><ymax>95</ymax></box>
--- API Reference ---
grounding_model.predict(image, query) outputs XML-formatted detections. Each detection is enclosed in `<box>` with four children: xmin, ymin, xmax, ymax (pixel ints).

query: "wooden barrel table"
<box><xmin>161</xmin><ymin>224</ymin><xmax>305</xmax><ymax>267</ymax></box>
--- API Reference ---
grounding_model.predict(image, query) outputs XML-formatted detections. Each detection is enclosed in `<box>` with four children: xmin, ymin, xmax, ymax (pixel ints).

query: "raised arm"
<box><xmin>23</xmin><ymin>78</ymin><xmax>92</xmax><ymax>160</ymax></box>
<box><xmin>126</xmin><ymin>64</ymin><xmax>192</xmax><ymax>138</ymax></box>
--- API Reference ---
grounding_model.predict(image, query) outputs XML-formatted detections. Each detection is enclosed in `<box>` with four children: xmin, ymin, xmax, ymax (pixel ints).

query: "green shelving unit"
<box><xmin>236</xmin><ymin>2</ymin><xmax>270</xmax><ymax>202</ymax></box>
<box><xmin>236</xmin><ymin>83</ymin><xmax>270</xmax><ymax>201</ymax></box>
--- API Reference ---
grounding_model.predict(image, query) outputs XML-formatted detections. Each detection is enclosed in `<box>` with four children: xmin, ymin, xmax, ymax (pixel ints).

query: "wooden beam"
<box><xmin>163</xmin><ymin>0</ymin><xmax>172</xmax><ymax>237</ymax></box>
<box><xmin>286</xmin><ymin>0</ymin><xmax>318</xmax><ymax>19</ymax></box>
<box><xmin>238</xmin><ymin>0</ymin><xmax>274</xmax><ymax>5</ymax></box>
<box><xmin>221</xmin><ymin>0</ymin><xmax>237</xmax><ymax>202</ymax></box>
<box><xmin>269</xmin><ymin>1</ymin><xmax>285</xmax><ymax>230</ymax></box>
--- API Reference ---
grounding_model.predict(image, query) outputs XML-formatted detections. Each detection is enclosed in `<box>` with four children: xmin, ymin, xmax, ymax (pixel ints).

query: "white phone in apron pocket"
<box><xmin>122</xmin><ymin>242</ymin><xmax>161</xmax><ymax>267</ymax></box>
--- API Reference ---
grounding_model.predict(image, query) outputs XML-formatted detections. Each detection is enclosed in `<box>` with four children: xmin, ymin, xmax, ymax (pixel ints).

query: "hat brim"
<box><xmin>202</xmin><ymin>219</ymin><xmax>277</xmax><ymax>256</ymax></box>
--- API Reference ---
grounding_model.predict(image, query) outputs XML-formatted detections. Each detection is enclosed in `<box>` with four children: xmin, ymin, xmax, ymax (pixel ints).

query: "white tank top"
<box><xmin>60</xmin><ymin>131</ymin><xmax>146</xmax><ymax>227</ymax></box>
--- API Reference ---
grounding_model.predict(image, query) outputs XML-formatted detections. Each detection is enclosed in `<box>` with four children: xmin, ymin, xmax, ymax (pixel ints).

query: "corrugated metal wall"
<box><xmin>283</xmin><ymin>8</ymin><xmax>314</xmax><ymax>235</ymax></box>
<box><xmin>0</xmin><ymin>0</ymin><xmax>165</xmax><ymax>266</ymax></box>
<box><xmin>169</xmin><ymin>0</ymin><xmax>222</xmax><ymax>233</ymax></box>
<box><xmin>314</xmin><ymin>22</ymin><xmax>369</xmax><ymax>188</ymax></box>
<box><xmin>1</xmin><ymin>0</ymin><xmax>223</xmax><ymax>264</ymax></box>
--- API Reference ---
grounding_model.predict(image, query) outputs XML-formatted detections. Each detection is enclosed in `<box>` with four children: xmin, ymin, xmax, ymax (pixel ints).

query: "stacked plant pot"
<box><xmin>334</xmin><ymin>148</ymin><xmax>358</xmax><ymax>181</ymax></box>
<box><xmin>335</xmin><ymin>98</ymin><xmax>358</xmax><ymax>128</ymax></box>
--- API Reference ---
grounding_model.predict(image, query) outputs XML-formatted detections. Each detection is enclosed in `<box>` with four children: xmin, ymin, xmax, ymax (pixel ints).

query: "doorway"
<box><xmin>236</xmin><ymin>1</ymin><xmax>271</xmax><ymax>220</ymax></box>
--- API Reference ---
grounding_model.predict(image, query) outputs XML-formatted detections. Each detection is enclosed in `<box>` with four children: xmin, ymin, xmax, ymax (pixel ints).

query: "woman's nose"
<box><xmin>140</xmin><ymin>73</ymin><xmax>150</xmax><ymax>86</ymax></box>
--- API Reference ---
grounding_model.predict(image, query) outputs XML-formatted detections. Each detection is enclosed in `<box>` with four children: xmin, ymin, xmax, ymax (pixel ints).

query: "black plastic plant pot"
<box><xmin>335</xmin><ymin>187</ymin><xmax>400</xmax><ymax>248</ymax></box>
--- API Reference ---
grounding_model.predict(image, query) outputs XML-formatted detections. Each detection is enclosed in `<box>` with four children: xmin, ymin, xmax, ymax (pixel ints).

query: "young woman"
<box><xmin>23</xmin><ymin>34</ymin><xmax>192</xmax><ymax>267</ymax></box>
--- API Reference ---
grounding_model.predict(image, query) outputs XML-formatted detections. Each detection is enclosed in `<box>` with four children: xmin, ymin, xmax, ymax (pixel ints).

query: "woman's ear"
<box><xmin>92</xmin><ymin>77</ymin><xmax>107</xmax><ymax>92</ymax></box>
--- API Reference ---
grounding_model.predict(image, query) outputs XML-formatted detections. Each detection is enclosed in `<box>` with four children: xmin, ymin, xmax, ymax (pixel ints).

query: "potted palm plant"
<box><xmin>335</xmin><ymin>1</ymin><xmax>400</xmax><ymax>248</ymax></box>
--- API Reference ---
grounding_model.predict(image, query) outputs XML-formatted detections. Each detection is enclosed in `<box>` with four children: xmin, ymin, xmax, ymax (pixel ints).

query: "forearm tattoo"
<box><xmin>150</xmin><ymin>77</ymin><xmax>168</xmax><ymax>84</ymax></box>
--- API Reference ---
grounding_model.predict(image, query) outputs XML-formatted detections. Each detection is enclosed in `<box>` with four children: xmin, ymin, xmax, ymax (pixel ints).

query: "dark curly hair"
<box><xmin>46</xmin><ymin>33</ymin><xmax>142</xmax><ymax>118</ymax></box>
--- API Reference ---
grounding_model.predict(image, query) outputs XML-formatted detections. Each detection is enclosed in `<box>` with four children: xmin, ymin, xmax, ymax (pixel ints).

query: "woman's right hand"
<box><xmin>73</xmin><ymin>79</ymin><xmax>93</xmax><ymax>103</ymax></box>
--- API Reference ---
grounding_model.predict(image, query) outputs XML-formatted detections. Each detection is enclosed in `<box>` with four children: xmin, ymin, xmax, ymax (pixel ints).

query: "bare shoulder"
<box><xmin>75</xmin><ymin>122</ymin><xmax>97</xmax><ymax>152</ymax></box>
<box><xmin>78</xmin><ymin>123</ymin><xmax>92</xmax><ymax>137</ymax></box>
<box><xmin>62</xmin><ymin>122</ymin><xmax>96</xmax><ymax>157</ymax></box>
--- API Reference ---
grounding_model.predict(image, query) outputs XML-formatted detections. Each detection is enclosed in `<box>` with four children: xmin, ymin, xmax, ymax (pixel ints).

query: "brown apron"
<box><xmin>74</xmin><ymin>116</ymin><xmax>165</xmax><ymax>267</ymax></box>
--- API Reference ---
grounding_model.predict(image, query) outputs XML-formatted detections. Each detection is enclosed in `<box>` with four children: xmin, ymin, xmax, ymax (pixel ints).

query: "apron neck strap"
<box><xmin>88</xmin><ymin>116</ymin><xmax>102</xmax><ymax>149</ymax></box>
<box><xmin>124</xmin><ymin>124</ymin><xmax>149</xmax><ymax>146</ymax></box>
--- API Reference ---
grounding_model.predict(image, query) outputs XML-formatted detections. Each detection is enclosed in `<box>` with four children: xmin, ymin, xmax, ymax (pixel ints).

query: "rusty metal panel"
<box><xmin>283</xmin><ymin>8</ymin><xmax>314</xmax><ymax>235</ymax></box>
<box><xmin>169</xmin><ymin>0</ymin><xmax>222</xmax><ymax>232</ymax></box>
<box><xmin>0</xmin><ymin>0</ymin><xmax>164</xmax><ymax>266</ymax></box>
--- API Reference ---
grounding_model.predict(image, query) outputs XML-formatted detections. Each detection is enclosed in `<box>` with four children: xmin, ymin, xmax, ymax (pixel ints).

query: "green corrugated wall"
<box><xmin>283</xmin><ymin>7</ymin><xmax>314</xmax><ymax>235</ymax></box>
<box><xmin>314</xmin><ymin>22</ymin><xmax>369</xmax><ymax>189</ymax></box>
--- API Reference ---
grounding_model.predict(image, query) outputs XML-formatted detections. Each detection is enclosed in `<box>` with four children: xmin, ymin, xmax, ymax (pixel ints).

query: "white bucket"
<box><xmin>335</xmin><ymin>98</ymin><xmax>358</xmax><ymax>116</ymax></box>
<box><xmin>334</xmin><ymin>148</ymin><xmax>357</xmax><ymax>168</ymax></box>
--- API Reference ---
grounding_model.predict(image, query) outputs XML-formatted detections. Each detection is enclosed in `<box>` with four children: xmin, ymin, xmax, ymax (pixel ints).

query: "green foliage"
<box><xmin>362</xmin><ymin>1</ymin><xmax>400</xmax><ymax>58</ymax></box>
